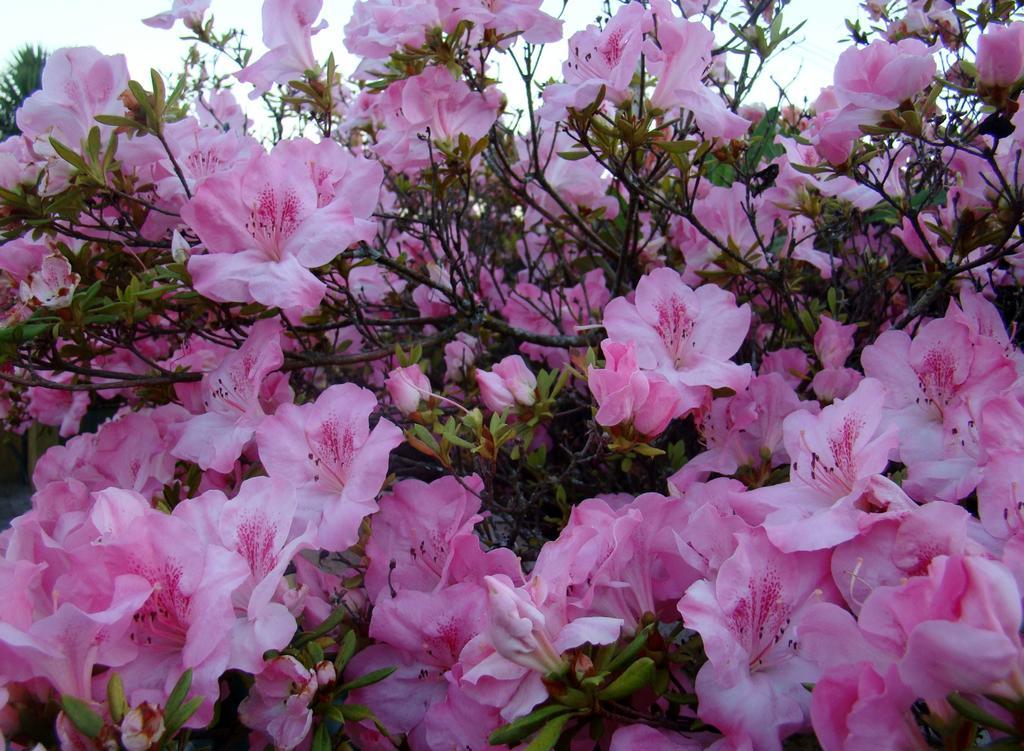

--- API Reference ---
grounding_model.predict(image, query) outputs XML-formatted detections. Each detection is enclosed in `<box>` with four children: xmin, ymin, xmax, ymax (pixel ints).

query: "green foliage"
<box><xmin>0</xmin><ymin>45</ymin><xmax>47</xmax><ymax>139</ymax></box>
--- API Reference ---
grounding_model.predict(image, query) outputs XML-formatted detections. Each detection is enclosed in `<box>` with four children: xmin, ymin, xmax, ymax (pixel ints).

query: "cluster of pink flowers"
<box><xmin>2</xmin><ymin>0</ymin><xmax>1024</xmax><ymax>749</ymax></box>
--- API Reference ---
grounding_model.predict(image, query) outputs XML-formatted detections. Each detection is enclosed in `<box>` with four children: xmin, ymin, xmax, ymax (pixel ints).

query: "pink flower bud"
<box><xmin>385</xmin><ymin>364</ymin><xmax>431</xmax><ymax>415</ymax></box>
<box><xmin>315</xmin><ymin>660</ymin><xmax>337</xmax><ymax>687</ymax></box>
<box><xmin>476</xmin><ymin>369</ymin><xmax>516</xmax><ymax>412</ymax></box>
<box><xmin>977</xmin><ymin>23</ymin><xmax>1024</xmax><ymax>88</ymax></box>
<box><xmin>484</xmin><ymin>575</ymin><xmax>563</xmax><ymax>674</ymax></box>
<box><xmin>477</xmin><ymin>355</ymin><xmax>537</xmax><ymax>412</ymax></box>
<box><xmin>493</xmin><ymin>355</ymin><xmax>537</xmax><ymax>406</ymax></box>
<box><xmin>120</xmin><ymin>703</ymin><xmax>165</xmax><ymax>751</ymax></box>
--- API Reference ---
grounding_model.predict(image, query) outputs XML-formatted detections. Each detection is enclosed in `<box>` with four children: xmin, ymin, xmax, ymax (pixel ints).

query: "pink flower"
<box><xmin>977</xmin><ymin>23</ymin><xmax>1024</xmax><ymax>88</ymax></box>
<box><xmin>142</xmin><ymin>0</ymin><xmax>210</xmax><ymax>30</ymax></box>
<box><xmin>977</xmin><ymin>393</ymin><xmax>1024</xmax><ymax>538</ymax></box>
<box><xmin>830</xmin><ymin>501</ymin><xmax>979</xmax><ymax>614</ymax></box>
<box><xmin>678</xmin><ymin>529</ymin><xmax>840</xmax><ymax>751</ymax></box>
<box><xmin>183</xmin><ymin>139</ymin><xmax>382</xmax><ymax>312</ymax></box>
<box><xmin>809</xmin><ymin>662</ymin><xmax>923</xmax><ymax>751</ymax></box>
<box><xmin>343</xmin><ymin>0</ymin><xmax>441</xmax><ymax>75</ymax></box>
<box><xmin>861</xmin><ymin>292</ymin><xmax>1018</xmax><ymax>502</ymax></box>
<box><xmin>860</xmin><ymin>555</ymin><xmax>1024</xmax><ymax>703</ymax></box>
<box><xmin>814</xmin><ymin>316</ymin><xmax>856</xmax><ymax>370</ymax></box>
<box><xmin>808</xmin><ymin>104</ymin><xmax>874</xmax><ymax>165</ymax></box>
<box><xmin>460</xmin><ymin>575</ymin><xmax>621</xmax><ymax>721</ymax></box>
<box><xmin>533</xmin><ymin>493</ymin><xmax>706</xmax><ymax>627</ymax></box>
<box><xmin>172</xmin><ymin>319</ymin><xmax>285</xmax><ymax>473</ymax></box>
<box><xmin>18</xmin><ymin>254</ymin><xmax>79</xmax><ymax>310</ymax></box>
<box><xmin>476</xmin><ymin>355</ymin><xmax>537</xmax><ymax>412</ymax></box>
<box><xmin>363</xmin><ymin>474</ymin><xmax>522</xmax><ymax>602</ymax></box>
<box><xmin>256</xmin><ymin>382</ymin><xmax>403</xmax><ymax>551</ymax></box>
<box><xmin>833</xmin><ymin>39</ymin><xmax>935</xmax><ymax>111</ymax></box>
<box><xmin>96</xmin><ymin>504</ymin><xmax>251</xmax><ymax>726</ymax></box>
<box><xmin>236</xmin><ymin>0</ymin><xmax>328</xmax><ymax>95</ymax></box>
<box><xmin>444</xmin><ymin>0</ymin><xmax>563</xmax><ymax>45</ymax></box>
<box><xmin>175</xmin><ymin>476</ymin><xmax>314</xmax><ymax>673</ymax></box>
<box><xmin>671</xmin><ymin>372</ymin><xmax>816</xmax><ymax>489</ymax></box>
<box><xmin>372</xmin><ymin>67</ymin><xmax>502</xmax><ymax>173</ymax></box>
<box><xmin>26</xmin><ymin>374</ymin><xmax>90</xmax><ymax>438</ymax></box>
<box><xmin>0</xmin><ymin>571</ymin><xmax>152</xmax><ymax>700</ymax></box>
<box><xmin>645</xmin><ymin>0</ymin><xmax>750</xmax><ymax>139</ymax></box>
<box><xmin>444</xmin><ymin>333</ymin><xmax>478</xmax><ymax>382</ymax></box>
<box><xmin>611</xmin><ymin>725</ymin><xmax>707</xmax><ymax>750</ymax></box>
<box><xmin>16</xmin><ymin>47</ymin><xmax>129</xmax><ymax>148</ymax></box>
<box><xmin>750</xmin><ymin>378</ymin><xmax>905</xmax><ymax>552</ymax></box>
<box><xmin>540</xmin><ymin>0</ymin><xmax>649</xmax><ymax>116</ymax></box>
<box><xmin>239</xmin><ymin>656</ymin><xmax>317</xmax><ymax>750</ymax></box>
<box><xmin>602</xmin><ymin>268</ymin><xmax>752</xmax><ymax>415</ymax></box>
<box><xmin>385</xmin><ymin>364</ymin><xmax>431</xmax><ymax>415</ymax></box>
<box><xmin>588</xmin><ymin>340</ymin><xmax>684</xmax><ymax>438</ymax></box>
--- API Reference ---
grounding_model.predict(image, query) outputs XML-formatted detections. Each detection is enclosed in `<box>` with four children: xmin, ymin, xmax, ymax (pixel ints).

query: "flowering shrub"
<box><xmin>2</xmin><ymin>0</ymin><xmax>1024</xmax><ymax>749</ymax></box>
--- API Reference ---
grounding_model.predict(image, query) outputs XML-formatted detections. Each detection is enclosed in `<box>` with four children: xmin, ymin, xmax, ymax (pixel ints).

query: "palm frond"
<box><xmin>0</xmin><ymin>44</ymin><xmax>48</xmax><ymax>139</ymax></box>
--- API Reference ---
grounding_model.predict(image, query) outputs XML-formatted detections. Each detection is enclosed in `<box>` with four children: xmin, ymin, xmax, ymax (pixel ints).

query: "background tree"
<box><xmin>0</xmin><ymin>44</ymin><xmax>47</xmax><ymax>139</ymax></box>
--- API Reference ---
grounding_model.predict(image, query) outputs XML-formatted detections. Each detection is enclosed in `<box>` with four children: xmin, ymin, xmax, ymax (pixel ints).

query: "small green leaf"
<box><xmin>523</xmin><ymin>712</ymin><xmax>573</xmax><ymax>751</ymax></box>
<box><xmin>488</xmin><ymin>705</ymin><xmax>574</xmax><ymax>747</ymax></box>
<box><xmin>165</xmin><ymin>695</ymin><xmax>204</xmax><ymax>734</ymax></box>
<box><xmin>339</xmin><ymin>703</ymin><xmax>374</xmax><ymax>722</ymax></box>
<box><xmin>48</xmin><ymin>137</ymin><xmax>87</xmax><ymax>172</ymax></box>
<box><xmin>295</xmin><ymin>604</ymin><xmax>347</xmax><ymax>646</ymax></box>
<box><xmin>655</xmin><ymin>140</ymin><xmax>698</xmax><ymax>155</ymax></box>
<box><xmin>60</xmin><ymin>696</ymin><xmax>103</xmax><ymax>739</ymax></box>
<box><xmin>597</xmin><ymin>657</ymin><xmax>656</xmax><ymax>702</ymax></box>
<box><xmin>312</xmin><ymin>723</ymin><xmax>332</xmax><ymax>751</ymax></box>
<box><xmin>947</xmin><ymin>693</ymin><xmax>1017</xmax><ymax>736</ymax></box>
<box><xmin>334</xmin><ymin>629</ymin><xmax>357</xmax><ymax>672</ymax></box>
<box><xmin>605</xmin><ymin>624</ymin><xmax>654</xmax><ymax>674</ymax></box>
<box><xmin>164</xmin><ymin>668</ymin><xmax>193</xmax><ymax>717</ymax></box>
<box><xmin>339</xmin><ymin>666</ymin><xmax>396</xmax><ymax>692</ymax></box>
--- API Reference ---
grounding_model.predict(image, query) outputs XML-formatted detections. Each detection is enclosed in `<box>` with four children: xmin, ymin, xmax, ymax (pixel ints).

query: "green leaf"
<box><xmin>523</xmin><ymin>712</ymin><xmax>573</xmax><ymax>751</ymax></box>
<box><xmin>605</xmin><ymin>623</ymin><xmax>654</xmax><ymax>674</ymax></box>
<box><xmin>312</xmin><ymin>723</ymin><xmax>332</xmax><ymax>751</ymax></box>
<box><xmin>165</xmin><ymin>695</ymin><xmax>204</xmax><ymax>734</ymax></box>
<box><xmin>295</xmin><ymin>604</ymin><xmax>348</xmax><ymax>646</ymax></box>
<box><xmin>60</xmin><ymin>696</ymin><xmax>103</xmax><ymax>739</ymax></box>
<box><xmin>556</xmin><ymin>150</ymin><xmax>590</xmax><ymax>161</ymax></box>
<box><xmin>48</xmin><ymin>136</ymin><xmax>87</xmax><ymax>172</ymax></box>
<box><xmin>655</xmin><ymin>140</ymin><xmax>698</xmax><ymax>155</ymax></box>
<box><xmin>339</xmin><ymin>666</ymin><xmax>396</xmax><ymax>692</ymax></box>
<box><xmin>164</xmin><ymin>668</ymin><xmax>193</xmax><ymax>717</ymax></box>
<box><xmin>339</xmin><ymin>703</ymin><xmax>374</xmax><ymax>722</ymax></box>
<box><xmin>489</xmin><ymin>705</ymin><xmax>575</xmax><ymax>747</ymax></box>
<box><xmin>308</xmin><ymin>640</ymin><xmax>324</xmax><ymax>663</ymax></box>
<box><xmin>947</xmin><ymin>693</ymin><xmax>1017</xmax><ymax>736</ymax></box>
<box><xmin>597</xmin><ymin>657</ymin><xmax>656</xmax><ymax>702</ymax></box>
<box><xmin>334</xmin><ymin>629</ymin><xmax>357</xmax><ymax>672</ymax></box>
<box><xmin>106</xmin><ymin>673</ymin><xmax>128</xmax><ymax>724</ymax></box>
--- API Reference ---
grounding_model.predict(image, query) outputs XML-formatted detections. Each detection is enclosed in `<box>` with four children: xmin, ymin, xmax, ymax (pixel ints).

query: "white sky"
<box><xmin>0</xmin><ymin>0</ymin><xmax>858</xmax><ymax>119</ymax></box>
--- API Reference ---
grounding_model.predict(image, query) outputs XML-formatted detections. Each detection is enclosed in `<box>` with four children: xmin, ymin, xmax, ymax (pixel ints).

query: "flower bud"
<box><xmin>170</xmin><ymin>230</ymin><xmax>190</xmax><ymax>264</ymax></box>
<box><xmin>315</xmin><ymin>660</ymin><xmax>337</xmax><ymax>687</ymax></box>
<box><xmin>484</xmin><ymin>575</ymin><xmax>563</xmax><ymax>674</ymax></box>
<box><xmin>977</xmin><ymin>23</ymin><xmax>1024</xmax><ymax>88</ymax></box>
<box><xmin>120</xmin><ymin>703</ymin><xmax>165</xmax><ymax>751</ymax></box>
<box><xmin>385</xmin><ymin>365</ymin><xmax>430</xmax><ymax>415</ymax></box>
<box><xmin>477</xmin><ymin>355</ymin><xmax>537</xmax><ymax>412</ymax></box>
